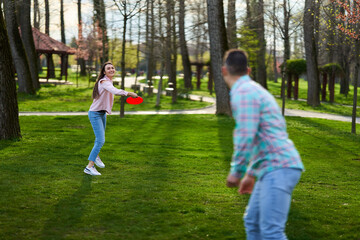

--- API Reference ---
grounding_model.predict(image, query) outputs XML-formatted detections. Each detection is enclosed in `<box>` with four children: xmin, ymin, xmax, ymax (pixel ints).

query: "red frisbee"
<box><xmin>126</xmin><ymin>96</ymin><xmax>143</xmax><ymax>105</ymax></box>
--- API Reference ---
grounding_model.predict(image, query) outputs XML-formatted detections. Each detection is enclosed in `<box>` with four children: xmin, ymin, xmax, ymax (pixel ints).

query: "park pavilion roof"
<box><xmin>32</xmin><ymin>27</ymin><xmax>75</xmax><ymax>55</ymax></box>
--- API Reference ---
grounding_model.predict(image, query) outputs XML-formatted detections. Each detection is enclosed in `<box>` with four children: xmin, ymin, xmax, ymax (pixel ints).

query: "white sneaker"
<box><xmin>94</xmin><ymin>156</ymin><xmax>105</xmax><ymax>168</ymax></box>
<box><xmin>84</xmin><ymin>166</ymin><xmax>101</xmax><ymax>176</ymax></box>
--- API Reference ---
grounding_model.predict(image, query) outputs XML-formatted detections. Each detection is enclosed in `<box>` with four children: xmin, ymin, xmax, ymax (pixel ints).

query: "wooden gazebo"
<box><xmin>32</xmin><ymin>27</ymin><xmax>75</xmax><ymax>82</ymax></box>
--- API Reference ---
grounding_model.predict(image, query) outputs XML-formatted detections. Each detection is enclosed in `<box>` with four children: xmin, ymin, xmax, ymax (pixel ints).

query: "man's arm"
<box><xmin>227</xmin><ymin>92</ymin><xmax>260</xmax><ymax>186</ymax></box>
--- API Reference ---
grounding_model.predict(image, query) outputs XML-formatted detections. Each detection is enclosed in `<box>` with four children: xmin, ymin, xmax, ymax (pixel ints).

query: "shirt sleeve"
<box><xmin>230</xmin><ymin>92</ymin><xmax>261</xmax><ymax>179</ymax></box>
<box><xmin>100</xmin><ymin>80</ymin><xmax>128</xmax><ymax>96</ymax></box>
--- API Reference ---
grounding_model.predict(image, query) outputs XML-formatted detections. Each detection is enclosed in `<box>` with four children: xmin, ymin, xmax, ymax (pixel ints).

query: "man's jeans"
<box><xmin>244</xmin><ymin>168</ymin><xmax>302</xmax><ymax>240</ymax></box>
<box><xmin>88</xmin><ymin>111</ymin><xmax>106</xmax><ymax>162</ymax></box>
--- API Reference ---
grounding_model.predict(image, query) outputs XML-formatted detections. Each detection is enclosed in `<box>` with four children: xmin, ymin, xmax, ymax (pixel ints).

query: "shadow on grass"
<box><xmin>40</xmin><ymin>175</ymin><xmax>92</xmax><ymax>240</ymax></box>
<box><xmin>216</xmin><ymin>115</ymin><xmax>234</xmax><ymax>165</ymax></box>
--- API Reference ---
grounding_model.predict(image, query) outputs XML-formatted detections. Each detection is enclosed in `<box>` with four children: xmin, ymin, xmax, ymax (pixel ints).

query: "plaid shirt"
<box><xmin>230</xmin><ymin>75</ymin><xmax>304</xmax><ymax>179</ymax></box>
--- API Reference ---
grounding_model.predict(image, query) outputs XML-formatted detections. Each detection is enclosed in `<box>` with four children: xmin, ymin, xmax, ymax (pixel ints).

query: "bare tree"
<box><xmin>304</xmin><ymin>0</ymin><xmax>320</xmax><ymax>106</ymax></box>
<box><xmin>207</xmin><ymin>0</ymin><xmax>231</xmax><ymax>115</ymax></box>
<box><xmin>179</xmin><ymin>0</ymin><xmax>192</xmax><ymax>89</ymax></box>
<box><xmin>0</xmin><ymin>3</ymin><xmax>21</xmax><ymax>140</ymax></box>
<box><xmin>3</xmin><ymin>0</ymin><xmax>35</xmax><ymax>94</ymax></box>
<box><xmin>114</xmin><ymin>0</ymin><xmax>142</xmax><ymax>118</ymax></box>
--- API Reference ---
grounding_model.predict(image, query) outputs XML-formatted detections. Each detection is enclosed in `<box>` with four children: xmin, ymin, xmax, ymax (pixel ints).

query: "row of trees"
<box><xmin>1</xmin><ymin>0</ymin><xmax>360</xmax><ymax>139</ymax></box>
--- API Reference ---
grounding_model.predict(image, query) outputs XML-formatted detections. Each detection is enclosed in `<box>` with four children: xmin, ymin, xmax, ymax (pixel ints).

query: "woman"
<box><xmin>84</xmin><ymin>62</ymin><xmax>138</xmax><ymax>176</ymax></box>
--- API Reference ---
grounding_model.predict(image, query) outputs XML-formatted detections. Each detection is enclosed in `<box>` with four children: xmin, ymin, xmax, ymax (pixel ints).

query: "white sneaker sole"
<box><xmin>84</xmin><ymin>168</ymin><xmax>101</xmax><ymax>176</ymax></box>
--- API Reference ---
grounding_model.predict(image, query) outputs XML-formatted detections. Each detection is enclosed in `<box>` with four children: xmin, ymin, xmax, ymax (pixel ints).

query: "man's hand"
<box><xmin>238</xmin><ymin>174</ymin><xmax>255</xmax><ymax>194</ymax></box>
<box><xmin>226</xmin><ymin>173</ymin><xmax>240</xmax><ymax>188</ymax></box>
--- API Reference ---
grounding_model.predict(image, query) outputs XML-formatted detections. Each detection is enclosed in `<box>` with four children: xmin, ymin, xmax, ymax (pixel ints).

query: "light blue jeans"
<box><xmin>243</xmin><ymin>168</ymin><xmax>302</xmax><ymax>240</ymax></box>
<box><xmin>88</xmin><ymin>111</ymin><xmax>106</xmax><ymax>162</ymax></box>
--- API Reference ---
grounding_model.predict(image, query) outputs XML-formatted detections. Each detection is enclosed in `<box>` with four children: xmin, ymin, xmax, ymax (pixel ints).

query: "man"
<box><xmin>222</xmin><ymin>49</ymin><xmax>304</xmax><ymax>240</ymax></box>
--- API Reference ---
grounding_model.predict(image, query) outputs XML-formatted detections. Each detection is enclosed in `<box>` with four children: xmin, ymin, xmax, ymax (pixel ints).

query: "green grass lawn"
<box><xmin>17</xmin><ymin>85</ymin><xmax>211</xmax><ymax>112</ymax></box>
<box><xmin>0</xmin><ymin>115</ymin><xmax>359</xmax><ymax>239</ymax></box>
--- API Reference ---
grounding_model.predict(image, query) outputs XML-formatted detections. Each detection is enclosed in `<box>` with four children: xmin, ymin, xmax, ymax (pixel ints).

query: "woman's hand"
<box><xmin>128</xmin><ymin>92</ymin><xmax>138</xmax><ymax>98</ymax></box>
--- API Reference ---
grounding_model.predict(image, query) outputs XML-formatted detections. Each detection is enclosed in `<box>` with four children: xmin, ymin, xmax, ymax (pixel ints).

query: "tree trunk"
<box><xmin>45</xmin><ymin>0</ymin><xmax>49</xmax><ymax>35</ymax></box>
<box><xmin>156</xmin><ymin>0</ymin><xmax>165</xmax><ymax>107</ymax></box>
<box><xmin>120</xmin><ymin>15</ymin><xmax>127</xmax><ymax>118</ymax></box>
<box><xmin>94</xmin><ymin>0</ymin><xmax>109</xmax><ymax>63</ymax></box>
<box><xmin>60</xmin><ymin>0</ymin><xmax>67</xmax><ymax>77</ymax></box>
<box><xmin>18</xmin><ymin>0</ymin><xmax>40</xmax><ymax>90</ymax></box>
<box><xmin>44</xmin><ymin>0</ymin><xmax>55</xmax><ymax>78</ymax></box>
<box><xmin>33</xmin><ymin>0</ymin><xmax>40</xmax><ymax>29</ymax></box>
<box><xmin>0</xmin><ymin>3</ymin><xmax>21</xmax><ymax>140</ymax></box>
<box><xmin>255</xmin><ymin>0</ymin><xmax>267</xmax><ymax>89</ymax></box>
<box><xmin>287</xmin><ymin>73</ymin><xmax>292</xmax><ymax>98</ymax></box>
<box><xmin>3</xmin><ymin>0</ymin><xmax>35</xmax><ymax>94</ymax></box>
<box><xmin>294</xmin><ymin>75</ymin><xmax>299</xmax><ymax>100</ymax></box>
<box><xmin>77</xmin><ymin>0</ymin><xmax>86</xmax><ymax>76</ymax></box>
<box><xmin>304</xmin><ymin>0</ymin><xmax>320</xmax><ymax>106</ymax></box>
<box><xmin>179</xmin><ymin>0</ymin><xmax>192</xmax><ymax>90</ymax></box>
<box><xmin>171</xmin><ymin>1</ymin><xmax>177</xmax><ymax>104</ymax></box>
<box><xmin>165</xmin><ymin>0</ymin><xmax>177</xmax><ymax>103</ymax></box>
<box><xmin>207</xmin><ymin>0</ymin><xmax>231</xmax><ymax>115</ymax></box>
<box><xmin>322</xmin><ymin>73</ymin><xmax>327</xmax><ymax>101</ymax></box>
<box><xmin>329</xmin><ymin>72</ymin><xmax>335</xmax><ymax>103</ymax></box>
<box><xmin>272</xmin><ymin>0</ymin><xmax>278</xmax><ymax>83</ymax></box>
<box><xmin>227</xmin><ymin>0</ymin><xmax>237</xmax><ymax>49</ymax></box>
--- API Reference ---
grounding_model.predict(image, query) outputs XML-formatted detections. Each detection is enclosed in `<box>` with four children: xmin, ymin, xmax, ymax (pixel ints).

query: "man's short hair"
<box><xmin>223</xmin><ymin>49</ymin><xmax>248</xmax><ymax>76</ymax></box>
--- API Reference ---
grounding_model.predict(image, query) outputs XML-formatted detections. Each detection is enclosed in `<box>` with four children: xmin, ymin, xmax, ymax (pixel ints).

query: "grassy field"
<box><xmin>17</xmin><ymin>85</ymin><xmax>211</xmax><ymax>112</ymax></box>
<box><xmin>0</xmin><ymin>115</ymin><xmax>359</xmax><ymax>239</ymax></box>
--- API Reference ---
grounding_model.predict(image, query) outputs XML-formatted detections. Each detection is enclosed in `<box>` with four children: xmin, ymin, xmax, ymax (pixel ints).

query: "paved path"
<box><xmin>20</xmin><ymin>77</ymin><xmax>360</xmax><ymax>123</ymax></box>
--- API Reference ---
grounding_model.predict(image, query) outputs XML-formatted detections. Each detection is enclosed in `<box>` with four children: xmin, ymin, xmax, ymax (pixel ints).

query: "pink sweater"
<box><xmin>89</xmin><ymin>76</ymin><xmax>128</xmax><ymax>114</ymax></box>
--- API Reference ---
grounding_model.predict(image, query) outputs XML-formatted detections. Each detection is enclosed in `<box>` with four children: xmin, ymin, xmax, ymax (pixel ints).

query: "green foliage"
<box><xmin>282</xmin><ymin>59</ymin><xmax>307</xmax><ymax>76</ymax></box>
<box><xmin>237</xmin><ymin>25</ymin><xmax>259</xmax><ymax>70</ymax></box>
<box><xmin>109</xmin><ymin>40</ymin><xmax>142</xmax><ymax>70</ymax></box>
<box><xmin>319</xmin><ymin>63</ymin><xmax>343</xmax><ymax>76</ymax></box>
<box><xmin>0</xmin><ymin>115</ymin><xmax>359</xmax><ymax>239</ymax></box>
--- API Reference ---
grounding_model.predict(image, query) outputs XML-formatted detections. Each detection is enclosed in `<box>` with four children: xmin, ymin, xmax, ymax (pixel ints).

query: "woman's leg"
<box><xmin>88</xmin><ymin>111</ymin><xmax>106</xmax><ymax>163</ymax></box>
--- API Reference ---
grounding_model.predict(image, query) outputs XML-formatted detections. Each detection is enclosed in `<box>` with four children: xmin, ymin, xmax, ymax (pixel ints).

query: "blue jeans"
<box><xmin>88</xmin><ymin>111</ymin><xmax>106</xmax><ymax>162</ymax></box>
<box><xmin>243</xmin><ymin>168</ymin><xmax>302</xmax><ymax>240</ymax></box>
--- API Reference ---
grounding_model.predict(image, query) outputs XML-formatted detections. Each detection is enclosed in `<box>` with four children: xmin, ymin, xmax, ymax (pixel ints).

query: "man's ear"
<box><xmin>221</xmin><ymin>66</ymin><xmax>228</xmax><ymax>76</ymax></box>
<box><xmin>247</xmin><ymin>67</ymin><xmax>251</xmax><ymax>76</ymax></box>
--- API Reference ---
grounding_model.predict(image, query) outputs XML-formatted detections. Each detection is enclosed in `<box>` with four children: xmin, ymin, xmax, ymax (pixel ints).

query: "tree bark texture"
<box><xmin>179</xmin><ymin>0</ymin><xmax>192</xmax><ymax>89</ymax></box>
<box><xmin>255</xmin><ymin>0</ymin><xmax>267</xmax><ymax>89</ymax></box>
<box><xmin>33</xmin><ymin>0</ymin><xmax>40</xmax><ymax>29</ymax></box>
<box><xmin>77</xmin><ymin>0</ymin><xmax>86</xmax><ymax>76</ymax></box>
<box><xmin>165</xmin><ymin>0</ymin><xmax>177</xmax><ymax>103</ymax></box>
<box><xmin>207</xmin><ymin>0</ymin><xmax>231</xmax><ymax>115</ymax></box>
<box><xmin>94</xmin><ymin>0</ymin><xmax>109</xmax><ymax>63</ymax></box>
<box><xmin>227</xmin><ymin>0</ymin><xmax>237</xmax><ymax>49</ymax></box>
<box><xmin>322</xmin><ymin>73</ymin><xmax>327</xmax><ymax>101</ymax></box>
<box><xmin>18</xmin><ymin>0</ymin><xmax>40</xmax><ymax>89</ymax></box>
<box><xmin>304</xmin><ymin>0</ymin><xmax>320</xmax><ymax>106</ymax></box>
<box><xmin>3</xmin><ymin>0</ymin><xmax>35</xmax><ymax>94</ymax></box>
<box><xmin>0</xmin><ymin>3</ymin><xmax>21</xmax><ymax>140</ymax></box>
